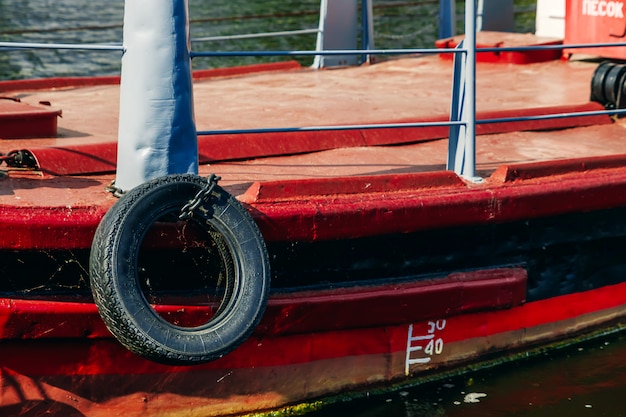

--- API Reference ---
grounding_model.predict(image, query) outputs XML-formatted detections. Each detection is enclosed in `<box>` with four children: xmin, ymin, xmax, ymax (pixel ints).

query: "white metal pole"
<box><xmin>312</xmin><ymin>0</ymin><xmax>328</xmax><ymax>68</ymax></box>
<box><xmin>363</xmin><ymin>0</ymin><xmax>375</xmax><ymax>63</ymax></box>
<box><xmin>463</xmin><ymin>0</ymin><xmax>477</xmax><ymax>180</ymax></box>
<box><xmin>115</xmin><ymin>0</ymin><xmax>198</xmax><ymax>192</ymax></box>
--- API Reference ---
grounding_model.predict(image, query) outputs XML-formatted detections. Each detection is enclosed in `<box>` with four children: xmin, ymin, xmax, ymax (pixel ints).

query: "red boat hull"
<box><xmin>1</xmin><ymin>278</ymin><xmax>625</xmax><ymax>416</ymax></box>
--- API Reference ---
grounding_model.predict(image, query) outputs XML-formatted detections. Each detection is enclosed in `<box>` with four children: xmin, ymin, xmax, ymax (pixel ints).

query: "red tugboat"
<box><xmin>1</xmin><ymin>1</ymin><xmax>626</xmax><ymax>416</ymax></box>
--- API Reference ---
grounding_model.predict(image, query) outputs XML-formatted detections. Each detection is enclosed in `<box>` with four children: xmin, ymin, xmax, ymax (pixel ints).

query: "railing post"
<box><xmin>439</xmin><ymin>0</ymin><xmax>456</xmax><ymax>39</ymax></box>
<box><xmin>361</xmin><ymin>0</ymin><xmax>375</xmax><ymax>64</ymax></box>
<box><xmin>477</xmin><ymin>0</ymin><xmax>514</xmax><ymax>32</ymax></box>
<box><xmin>448</xmin><ymin>0</ymin><xmax>479</xmax><ymax>181</ymax></box>
<box><xmin>115</xmin><ymin>0</ymin><xmax>198</xmax><ymax>192</ymax></box>
<box><xmin>463</xmin><ymin>0</ymin><xmax>477</xmax><ymax>180</ymax></box>
<box><xmin>313</xmin><ymin>0</ymin><xmax>360</xmax><ymax>68</ymax></box>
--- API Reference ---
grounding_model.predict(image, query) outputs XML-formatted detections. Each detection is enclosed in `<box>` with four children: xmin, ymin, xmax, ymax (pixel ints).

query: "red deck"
<box><xmin>0</xmin><ymin>50</ymin><xmax>624</xmax><ymax>243</ymax></box>
<box><xmin>0</xmin><ymin>49</ymin><xmax>624</xmax><ymax>248</ymax></box>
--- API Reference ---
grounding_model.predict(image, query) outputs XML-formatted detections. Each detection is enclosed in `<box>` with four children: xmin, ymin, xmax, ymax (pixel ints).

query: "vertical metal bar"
<box><xmin>462</xmin><ymin>0</ymin><xmax>477</xmax><ymax>180</ymax></box>
<box><xmin>447</xmin><ymin>40</ymin><xmax>465</xmax><ymax>171</ymax></box>
<box><xmin>361</xmin><ymin>0</ymin><xmax>375</xmax><ymax>64</ymax></box>
<box><xmin>312</xmin><ymin>0</ymin><xmax>327</xmax><ymax>69</ymax></box>
<box><xmin>439</xmin><ymin>0</ymin><xmax>456</xmax><ymax>39</ymax></box>
<box><xmin>313</xmin><ymin>0</ymin><xmax>359</xmax><ymax>68</ymax></box>
<box><xmin>477</xmin><ymin>0</ymin><xmax>514</xmax><ymax>32</ymax></box>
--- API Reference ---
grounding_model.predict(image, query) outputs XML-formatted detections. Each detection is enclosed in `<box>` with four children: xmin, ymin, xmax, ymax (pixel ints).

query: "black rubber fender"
<box><xmin>590</xmin><ymin>61</ymin><xmax>614</xmax><ymax>104</ymax></box>
<box><xmin>89</xmin><ymin>174</ymin><xmax>270</xmax><ymax>365</ymax></box>
<box><xmin>603</xmin><ymin>63</ymin><xmax>626</xmax><ymax>105</ymax></box>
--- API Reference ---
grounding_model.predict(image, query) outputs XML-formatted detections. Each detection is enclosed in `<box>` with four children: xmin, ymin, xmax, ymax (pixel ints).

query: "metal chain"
<box><xmin>0</xmin><ymin>150</ymin><xmax>38</xmax><ymax>169</ymax></box>
<box><xmin>179</xmin><ymin>173</ymin><xmax>222</xmax><ymax>220</ymax></box>
<box><xmin>105</xmin><ymin>180</ymin><xmax>126</xmax><ymax>198</ymax></box>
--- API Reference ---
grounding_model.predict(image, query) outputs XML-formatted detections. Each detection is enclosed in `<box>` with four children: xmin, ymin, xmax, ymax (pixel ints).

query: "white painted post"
<box><xmin>313</xmin><ymin>0</ymin><xmax>360</xmax><ymax>68</ymax></box>
<box><xmin>463</xmin><ymin>0</ymin><xmax>477</xmax><ymax>180</ymax></box>
<box><xmin>448</xmin><ymin>0</ymin><xmax>479</xmax><ymax>181</ymax></box>
<box><xmin>115</xmin><ymin>0</ymin><xmax>198</xmax><ymax>192</ymax></box>
<box><xmin>362</xmin><ymin>0</ymin><xmax>375</xmax><ymax>63</ymax></box>
<box><xmin>535</xmin><ymin>0</ymin><xmax>565</xmax><ymax>38</ymax></box>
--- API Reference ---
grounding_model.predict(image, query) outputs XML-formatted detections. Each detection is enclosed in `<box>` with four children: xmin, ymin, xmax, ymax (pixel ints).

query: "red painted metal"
<box><xmin>3</xmin><ymin>151</ymin><xmax>626</xmax><ymax>250</ymax></box>
<box><xmin>25</xmin><ymin>142</ymin><xmax>118</xmax><ymax>175</ymax></box>
<box><xmin>0</xmin><ymin>267</ymin><xmax>526</xmax><ymax>340</ymax></box>
<box><xmin>0</xmin><ymin>75</ymin><xmax>121</xmax><ymax>93</ymax></box>
<box><xmin>19</xmin><ymin>102</ymin><xmax>610</xmax><ymax>176</ymax></box>
<box><xmin>241</xmin><ymin>170</ymin><xmax>465</xmax><ymax>201</ymax></box>
<box><xmin>259</xmin><ymin>268</ymin><xmax>527</xmax><ymax>335</ymax></box>
<box><xmin>436</xmin><ymin>31</ymin><xmax>564</xmax><ymax>64</ymax></box>
<box><xmin>360</xmin><ymin>103</ymin><xmax>609</xmax><ymax>146</ymax></box>
<box><xmin>491</xmin><ymin>153</ymin><xmax>626</xmax><ymax>181</ymax></box>
<box><xmin>198</xmin><ymin>129</ymin><xmax>366</xmax><ymax>165</ymax></box>
<box><xmin>238</xmin><ymin>155</ymin><xmax>626</xmax><ymax>242</ymax></box>
<box><xmin>0</xmin><ymin>61</ymin><xmax>302</xmax><ymax>93</ymax></box>
<box><xmin>0</xmin><ymin>99</ymin><xmax>61</xmax><ymax>139</ymax></box>
<box><xmin>0</xmin><ymin>200</ymin><xmax>110</xmax><ymax>250</ymax></box>
<box><xmin>1</xmin><ymin>281</ymin><xmax>624</xmax><ymax>374</ymax></box>
<box><xmin>1</xmin><ymin>281</ymin><xmax>625</xmax><ymax>417</ymax></box>
<box><xmin>192</xmin><ymin>60</ymin><xmax>302</xmax><ymax>80</ymax></box>
<box><xmin>564</xmin><ymin>0</ymin><xmax>626</xmax><ymax>59</ymax></box>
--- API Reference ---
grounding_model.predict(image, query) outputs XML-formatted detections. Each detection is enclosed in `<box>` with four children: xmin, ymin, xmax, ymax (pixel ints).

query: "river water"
<box><xmin>306</xmin><ymin>331</ymin><xmax>626</xmax><ymax>417</ymax></box>
<box><xmin>0</xmin><ymin>0</ymin><xmax>445</xmax><ymax>79</ymax></box>
<box><xmin>1</xmin><ymin>1</ymin><xmax>625</xmax><ymax>417</ymax></box>
<box><xmin>0</xmin><ymin>0</ymin><xmax>534</xmax><ymax>79</ymax></box>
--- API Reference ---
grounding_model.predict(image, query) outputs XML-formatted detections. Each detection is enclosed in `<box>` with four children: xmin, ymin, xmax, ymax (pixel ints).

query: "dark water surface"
<box><xmin>306</xmin><ymin>331</ymin><xmax>626</xmax><ymax>417</ymax></box>
<box><xmin>0</xmin><ymin>0</ymin><xmax>535</xmax><ymax>79</ymax></box>
<box><xmin>0</xmin><ymin>0</ymin><xmax>444</xmax><ymax>79</ymax></box>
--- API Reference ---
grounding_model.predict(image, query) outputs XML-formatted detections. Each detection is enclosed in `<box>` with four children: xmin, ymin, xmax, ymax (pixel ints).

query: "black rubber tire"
<box><xmin>591</xmin><ymin>61</ymin><xmax>614</xmax><ymax>104</ymax></box>
<box><xmin>603</xmin><ymin>64</ymin><xmax>626</xmax><ymax>105</ymax></box>
<box><xmin>89</xmin><ymin>174</ymin><xmax>270</xmax><ymax>365</ymax></box>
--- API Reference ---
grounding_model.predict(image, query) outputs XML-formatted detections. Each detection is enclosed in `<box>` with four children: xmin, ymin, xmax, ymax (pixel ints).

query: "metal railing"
<box><xmin>2</xmin><ymin>1</ymin><xmax>626</xmax><ymax>182</ymax></box>
<box><xmin>191</xmin><ymin>28</ymin><xmax>321</xmax><ymax>43</ymax></box>
<box><xmin>0</xmin><ymin>42</ymin><xmax>123</xmax><ymax>51</ymax></box>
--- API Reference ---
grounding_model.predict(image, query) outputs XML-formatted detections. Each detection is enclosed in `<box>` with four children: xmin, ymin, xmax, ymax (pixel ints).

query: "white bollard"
<box><xmin>115</xmin><ymin>0</ymin><xmax>198</xmax><ymax>192</ymax></box>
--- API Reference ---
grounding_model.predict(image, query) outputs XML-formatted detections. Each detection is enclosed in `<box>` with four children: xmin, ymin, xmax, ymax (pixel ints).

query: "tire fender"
<box><xmin>89</xmin><ymin>174</ymin><xmax>270</xmax><ymax>365</ymax></box>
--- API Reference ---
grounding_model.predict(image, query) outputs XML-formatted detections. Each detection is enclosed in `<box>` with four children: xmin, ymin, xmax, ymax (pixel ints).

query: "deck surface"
<box><xmin>1</xmin><ymin>48</ymin><xmax>626</xmax><ymax>207</ymax></box>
